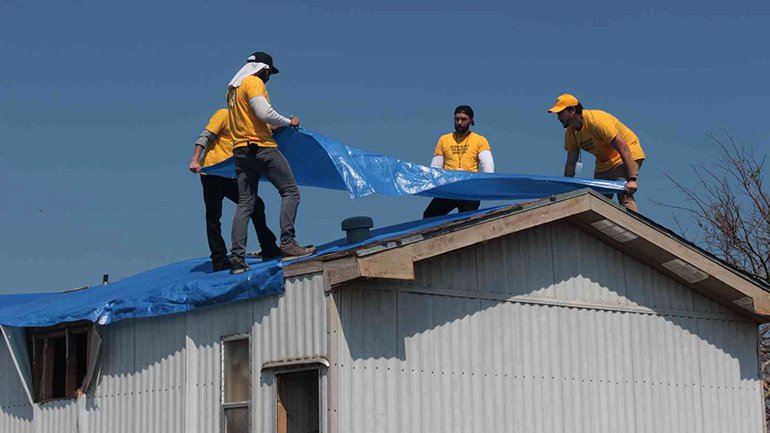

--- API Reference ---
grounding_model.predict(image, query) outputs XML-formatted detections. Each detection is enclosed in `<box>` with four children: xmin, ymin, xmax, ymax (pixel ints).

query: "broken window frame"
<box><xmin>26</xmin><ymin>321</ymin><xmax>93</xmax><ymax>403</ymax></box>
<box><xmin>221</xmin><ymin>334</ymin><xmax>251</xmax><ymax>433</ymax></box>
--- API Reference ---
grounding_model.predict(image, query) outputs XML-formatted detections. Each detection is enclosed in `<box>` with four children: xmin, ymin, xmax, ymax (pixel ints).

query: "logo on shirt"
<box><xmin>451</xmin><ymin>144</ymin><xmax>469</xmax><ymax>156</ymax></box>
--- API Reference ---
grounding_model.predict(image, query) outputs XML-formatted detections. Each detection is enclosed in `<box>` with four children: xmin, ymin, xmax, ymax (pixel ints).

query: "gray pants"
<box><xmin>231</xmin><ymin>146</ymin><xmax>300</xmax><ymax>258</ymax></box>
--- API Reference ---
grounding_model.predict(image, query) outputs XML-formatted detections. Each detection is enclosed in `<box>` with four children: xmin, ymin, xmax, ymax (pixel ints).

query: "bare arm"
<box><xmin>608</xmin><ymin>135</ymin><xmax>638</xmax><ymax>177</ymax></box>
<box><xmin>564</xmin><ymin>150</ymin><xmax>579</xmax><ymax>177</ymax></box>
<box><xmin>608</xmin><ymin>134</ymin><xmax>639</xmax><ymax>192</ymax></box>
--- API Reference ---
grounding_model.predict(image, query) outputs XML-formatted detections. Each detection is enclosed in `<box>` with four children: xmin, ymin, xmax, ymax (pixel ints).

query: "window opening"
<box><xmin>222</xmin><ymin>337</ymin><xmax>250</xmax><ymax>433</ymax></box>
<box><xmin>276</xmin><ymin>369</ymin><xmax>320</xmax><ymax>433</ymax></box>
<box><xmin>28</xmin><ymin>325</ymin><xmax>90</xmax><ymax>402</ymax></box>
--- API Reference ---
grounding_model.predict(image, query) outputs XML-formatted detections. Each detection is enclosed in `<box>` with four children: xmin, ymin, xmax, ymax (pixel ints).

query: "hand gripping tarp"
<box><xmin>202</xmin><ymin>127</ymin><xmax>626</xmax><ymax>200</ymax></box>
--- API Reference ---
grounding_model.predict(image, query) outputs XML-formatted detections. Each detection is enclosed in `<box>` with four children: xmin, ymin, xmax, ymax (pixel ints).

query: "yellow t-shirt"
<box><xmin>200</xmin><ymin>109</ymin><xmax>234</xmax><ymax>168</ymax></box>
<box><xmin>564</xmin><ymin>109</ymin><xmax>646</xmax><ymax>173</ymax></box>
<box><xmin>434</xmin><ymin>132</ymin><xmax>491</xmax><ymax>172</ymax></box>
<box><xmin>227</xmin><ymin>75</ymin><xmax>277</xmax><ymax>149</ymax></box>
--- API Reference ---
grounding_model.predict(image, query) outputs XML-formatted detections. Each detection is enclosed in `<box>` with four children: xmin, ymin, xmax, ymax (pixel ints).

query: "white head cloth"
<box><xmin>227</xmin><ymin>62</ymin><xmax>269</xmax><ymax>89</ymax></box>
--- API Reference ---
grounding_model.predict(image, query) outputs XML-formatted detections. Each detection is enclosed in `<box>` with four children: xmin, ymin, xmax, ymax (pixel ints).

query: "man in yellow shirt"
<box><xmin>226</xmin><ymin>51</ymin><xmax>315</xmax><ymax>274</ymax></box>
<box><xmin>423</xmin><ymin>105</ymin><xmax>495</xmax><ymax>218</ymax></box>
<box><xmin>188</xmin><ymin>108</ymin><xmax>281</xmax><ymax>272</ymax></box>
<box><xmin>548</xmin><ymin>94</ymin><xmax>646</xmax><ymax>212</ymax></box>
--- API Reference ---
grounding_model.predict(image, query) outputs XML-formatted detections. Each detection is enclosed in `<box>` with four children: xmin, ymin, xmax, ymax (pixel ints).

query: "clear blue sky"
<box><xmin>1</xmin><ymin>0</ymin><xmax>768</xmax><ymax>293</ymax></box>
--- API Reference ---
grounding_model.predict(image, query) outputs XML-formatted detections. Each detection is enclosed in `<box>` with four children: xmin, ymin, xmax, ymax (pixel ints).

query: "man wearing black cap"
<box><xmin>226</xmin><ymin>51</ymin><xmax>315</xmax><ymax>274</ymax></box>
<box><xmin>423</xmin><ymin>105</ymin><xmax>495</xmax><ymax>219</ymax></box>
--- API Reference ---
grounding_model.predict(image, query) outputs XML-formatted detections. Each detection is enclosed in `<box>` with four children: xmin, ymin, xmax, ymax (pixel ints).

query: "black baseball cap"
<box><xmin>454</xmin><ymin>105</ymin><xmax>474</xmax><ymax>118</ymax></box>
<box><xmin>246</xmin><ymin>51</ymin><xmax>279</xmax><ymax>75</ymax></box>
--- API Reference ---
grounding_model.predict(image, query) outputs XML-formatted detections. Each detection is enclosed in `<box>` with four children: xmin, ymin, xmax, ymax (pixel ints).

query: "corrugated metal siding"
<box><xmin>332</xmin><ymin>222</ymin><xmax>763</xmax><ymax>433</ymax></box>
<box><xmin>0</xmin><ymin>340</ymin><xmax>33</xmax><ymax>433</ymax></box>
<box><xmin>332</xmin><ymin>287</ymin><xmax>763</xmax><ymax>433</ymax></box>
<box><xmin>0</xmin><ymin>272</ymin><xmax>327</xmax><ymax>433</ymax></box>
<box><xmin>415</xmin><ymin>221</ymin><xmax>744</xmax><ymax>320</ymax></box>
<box><xmin>252</xmin><ymin>273</ymin><xmax>328</xmax><ymax>433</ymax></box>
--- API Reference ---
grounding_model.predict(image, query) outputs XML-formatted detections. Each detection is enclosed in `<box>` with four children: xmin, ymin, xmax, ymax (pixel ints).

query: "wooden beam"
<box><xmin>284</xmin><ymin>260</ymin><xmax>323</xmax><ymax>278</ymax></box>
<box><xmin>405</xmin><ymin>194</ymin><xmax>591</xmax><ymax>263</ymax></box>
<box><xmin>358</xmin><ymin>249</ymin><xmax>415</xmax><ymax>280</ymax></box>
<box><xmin>323</xmin><ymin>256</ymin><xmax>360</xmax><ymax>289</ymax></box>
<box><xmin>321</xmin><ymin>248</ymin><xmax>417</xmax><ymax>289</ymax></box>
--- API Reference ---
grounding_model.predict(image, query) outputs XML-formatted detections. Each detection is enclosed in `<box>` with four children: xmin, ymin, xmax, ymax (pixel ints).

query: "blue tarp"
<box><xmin>0</xmin><ymin>206</ymin><xmax>500</xmax><ymax>328</ymax></box>
<box><xmin>202</xmin><ymin>128</ymin><xmax>626</xmax><ymax>200</ymax></box>
<box><xmin>0</xmin><ymin>128</ymin><xmax>628</xmax><ymax>327</ymax></box>
<box><xmin>0</xmin><ymin>258</ymin><xmax>284</xmax><ymax>327</ymax></box>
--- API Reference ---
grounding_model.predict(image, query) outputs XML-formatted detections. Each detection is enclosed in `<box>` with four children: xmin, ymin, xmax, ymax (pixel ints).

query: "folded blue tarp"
<box><xmin>202</xmin><ymin>128</ymin><xmax>626</xmax><ymax>200</ymax></box>
<box><xmin>0</xmin><ymin>258</ymin><xmax>284</xmax><ymax>327</ymax></box>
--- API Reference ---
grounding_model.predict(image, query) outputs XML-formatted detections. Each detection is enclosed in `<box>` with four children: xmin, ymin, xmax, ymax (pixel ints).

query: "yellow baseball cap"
<box><xmin>547</xmin><ymin>94</ymin><xmax>579</xmax><ymax>113</ymax></box>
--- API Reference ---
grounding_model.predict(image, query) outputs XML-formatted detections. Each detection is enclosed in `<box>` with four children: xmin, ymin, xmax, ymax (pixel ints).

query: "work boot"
<box><xmin>280</xmin><ymin>242</ymin><xmax>316</xmax><ymax>260</ymax></box>
<box><xmin>230</xmin><ymin>257</ymin><xmax>250</xmax><ymax>274</ymax></box>
<box><xmin>212</xmin><ymin>259</ymin><xmax>231</xmax><ymax>272</ymax></box>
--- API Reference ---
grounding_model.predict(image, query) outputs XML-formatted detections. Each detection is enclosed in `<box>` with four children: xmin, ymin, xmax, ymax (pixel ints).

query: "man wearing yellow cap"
<box><xmin>548</xmin><ymin>94</ymin><xmax>645</xmax><ymax>212</ymax></box>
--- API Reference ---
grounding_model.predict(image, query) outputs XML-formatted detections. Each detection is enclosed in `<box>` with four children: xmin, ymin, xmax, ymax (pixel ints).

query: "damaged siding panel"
<box><xmin>78</xmin><ymin>313</ymin><xmax>188</xmax><ymax>433</ymax></box>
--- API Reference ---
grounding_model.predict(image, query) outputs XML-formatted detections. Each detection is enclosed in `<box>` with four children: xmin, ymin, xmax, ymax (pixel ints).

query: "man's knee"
<box><xmin>280</xmin><ymin>184</ymin><xmax>300</xmax><ymax>201</ymax></box>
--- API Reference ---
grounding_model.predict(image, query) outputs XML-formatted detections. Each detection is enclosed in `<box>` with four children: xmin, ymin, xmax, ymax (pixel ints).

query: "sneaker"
<box><xmin>280</xmin><ymin>242</ymin><xmax>317</xmax><ymax>260</ymax></box>
<box><xmin>247</xmin><ymin>246</ymin><xmax>283</xmax><ymax>261</ymax></box>
<box><xmin>212</xmin><ymin>260</ymin><xmax>231</xmax><ymax>272</ymax></box>
<box><xmin>230</xmin><ymin>257</ymin><xmax>250</xmax><ymax>274</ymax></box>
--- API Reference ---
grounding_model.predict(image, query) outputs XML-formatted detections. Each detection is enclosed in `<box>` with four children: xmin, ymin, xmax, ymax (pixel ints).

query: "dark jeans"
<box><xmin>201</xmin><ymin>175</ymin><xmax>277</xmax><ymax>264</ymax></box>
<box><xmin>232</xmin><ymin>146</ymin><xmax>300</xmax><ymax>259</ymax></box>
<box><xmin>423</xmin><ymin>198</ymin><xmax>481</xmax><ymax>219</ymax></box>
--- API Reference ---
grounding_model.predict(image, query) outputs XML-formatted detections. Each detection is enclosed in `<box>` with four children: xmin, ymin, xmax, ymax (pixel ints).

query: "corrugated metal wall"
<box><xmin>0</xmin><ymin>272</ymin><xmax>327</xmax><ymax>433</ymax></box>
<box><xmin>0</xmin><ymin>332</ymin><xmax>33</xmax><ymax>433</ymax></box>
<box><xmin>330</xmin><ymin>222</ymin><xmax>764</xmax><ymax>433</ymax></box>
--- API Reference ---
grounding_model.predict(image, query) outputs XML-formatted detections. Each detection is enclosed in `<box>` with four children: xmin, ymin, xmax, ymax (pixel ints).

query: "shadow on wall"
<box><xmin>0</xmin><ymin>400</ymin><xmax>33</xmax><ymax>423</ymax></box>
<box><xmin>335</xmin><ymin>221</ymin><xmax>759</xmax><ymax>382</ymax></box>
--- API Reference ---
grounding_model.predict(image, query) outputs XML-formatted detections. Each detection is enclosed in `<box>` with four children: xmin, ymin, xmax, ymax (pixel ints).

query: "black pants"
<box><xmin>422</xmin><ymin>198</ymin><xmax>481</xmax><ymax>219</ymax></box>
<box><xmin>201</xmin><ymin>174</ymin><xmax>278</xmax><ymax>264</ymax></box>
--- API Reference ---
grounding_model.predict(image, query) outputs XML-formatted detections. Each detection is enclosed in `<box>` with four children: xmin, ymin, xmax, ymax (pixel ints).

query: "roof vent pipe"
<box><xmin>341</xmin><ymin>216</ymin><xmax>374</xmax><ymax>244</ymax></box>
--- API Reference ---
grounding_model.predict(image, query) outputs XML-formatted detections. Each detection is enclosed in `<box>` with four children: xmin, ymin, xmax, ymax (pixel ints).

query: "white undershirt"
<box><xmin>430</xmin><ymin>150</ymin><xmax>495</xmax><ymax>173</ymax></box>
<box><xmin>249</xmin><ymin>96</ymin><xmax>291</xmax><ymax>127</ymax></box>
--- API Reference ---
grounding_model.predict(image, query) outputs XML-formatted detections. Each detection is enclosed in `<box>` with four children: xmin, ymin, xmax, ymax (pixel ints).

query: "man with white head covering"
<box><xmin>227</xmin><ymin>51</ymin><xmax>315</xmax><ymax>274</ymax></box>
